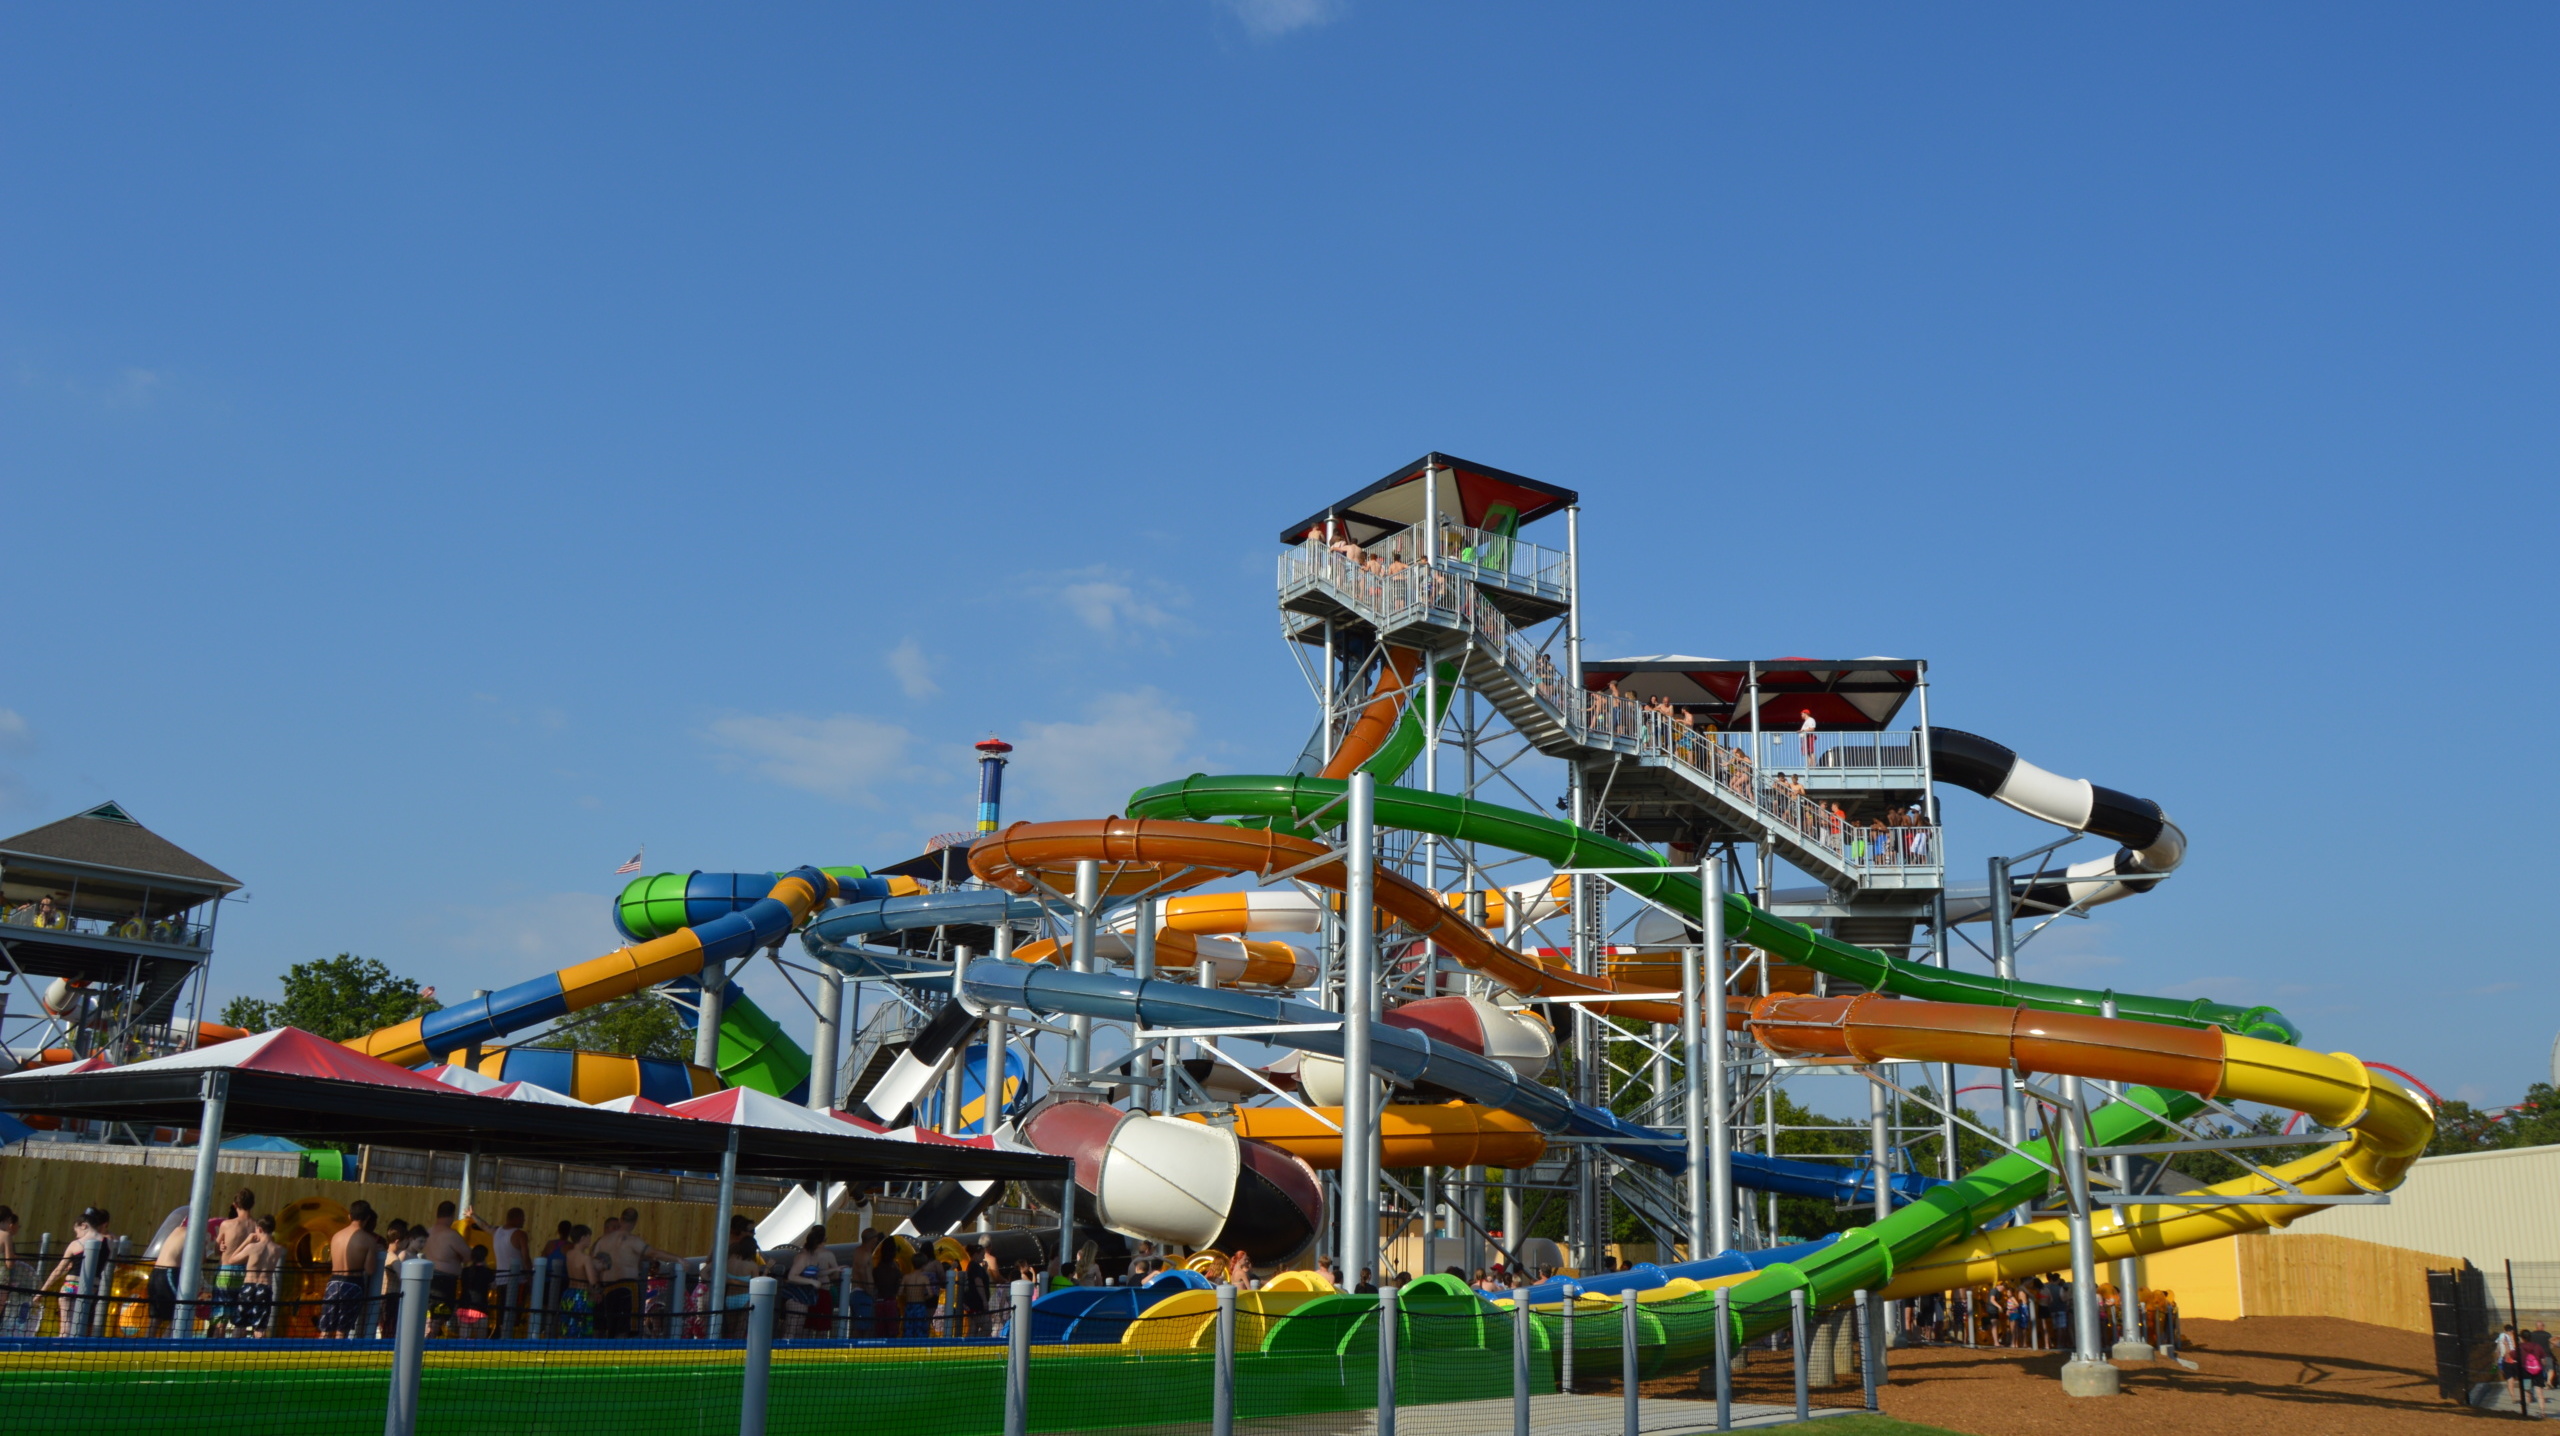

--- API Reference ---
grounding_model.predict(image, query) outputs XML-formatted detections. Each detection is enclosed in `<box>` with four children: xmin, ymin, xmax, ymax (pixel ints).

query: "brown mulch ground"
<box><xmin>1636</xmin><ymin>1316</ymin><xmax>2518</xmax><ymax>1434</ymax></box>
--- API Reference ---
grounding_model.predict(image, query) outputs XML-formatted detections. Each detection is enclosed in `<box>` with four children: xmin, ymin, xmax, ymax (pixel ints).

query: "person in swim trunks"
<box><xmin>212</xmin><ymin>1188</ymin><xmax>259</xmax><ymax>1334</ymax></box>
<box><xmin>238</xmin><ymin>1215</ymin><xmax>281</xmax><ymax>1337</ymax></box>
<box><xmin>321</xmin><ymin>1206</ymin><xmax>381</xmax><ymax>1338</ymax></box>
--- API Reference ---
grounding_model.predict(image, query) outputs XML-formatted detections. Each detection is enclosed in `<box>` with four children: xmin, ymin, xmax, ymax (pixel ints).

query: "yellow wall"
<box><xmin>2138</xmin><ymin>1232</ymin><xmax>2245</xmax><ymax>1320</ymax></box>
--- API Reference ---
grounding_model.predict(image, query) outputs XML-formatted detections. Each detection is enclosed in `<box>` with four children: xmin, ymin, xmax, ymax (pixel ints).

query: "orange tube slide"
<box><xmin>1014</xmin><ymin>928</ymin><xmax>1309</xmax><ymax>988</ymax></box>
<box><xmin>1195</xmin><ymin>1102</ymin><xmax>1548</xmax><ymax>1170</ymax></box>
<box><xmin>969</xmin><ymin>817</ymin><xmax>1679</xmax><ymax>1024</ymax></box>
<box><xmin>1320</xmin><ymin>646</ymin><xmax>1421</xmax><ymax>780</ymax></box>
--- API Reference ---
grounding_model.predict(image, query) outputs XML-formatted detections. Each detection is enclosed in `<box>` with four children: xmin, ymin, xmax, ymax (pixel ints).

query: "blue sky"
<box><xmin>4</xmin><ymin>4</ymin><xmax>2552</xmax><ymax>1107</ymax></box>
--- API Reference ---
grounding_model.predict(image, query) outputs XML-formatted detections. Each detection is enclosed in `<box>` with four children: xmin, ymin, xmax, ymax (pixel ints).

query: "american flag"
<box><xmin>615</xmin><ymin>848</ymin><xmax>645</xmax><ymax>875</ymax></box>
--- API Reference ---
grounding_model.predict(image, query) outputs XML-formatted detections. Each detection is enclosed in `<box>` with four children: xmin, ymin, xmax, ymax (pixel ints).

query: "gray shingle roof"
<box><xmin>0</xmin><ymin>802</ymin><xmax>241</xmax><ymax>892</ymax></box>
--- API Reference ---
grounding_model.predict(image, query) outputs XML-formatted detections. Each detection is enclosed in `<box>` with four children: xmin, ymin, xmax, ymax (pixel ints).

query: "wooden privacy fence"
<box><xmin>2146</xmin><ymin>1230</ymin><xmax>2461</xmax><ymax>1331</ymax></box>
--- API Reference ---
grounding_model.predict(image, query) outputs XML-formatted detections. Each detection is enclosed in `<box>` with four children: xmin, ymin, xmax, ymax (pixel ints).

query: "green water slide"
<box><xmin>1125</xmin><ymin>772</ymin><xmax>2289</xmax><ymax>1352</ymax></box>
<box><xmin>1127</xmin><ymin>773</ymin><xmax>2296</xmax><ymax>1043</ymax></box>
<box><xmin>702</xmin><ymin>983</ymin><xmax>812</xmax><ymax>1099</ymax></box>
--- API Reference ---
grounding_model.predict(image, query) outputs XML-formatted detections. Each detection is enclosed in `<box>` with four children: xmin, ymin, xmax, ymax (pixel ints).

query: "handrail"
<box><xmin>1278</xmin><ymin>540</ymin><xmax>1937</xmax><ymax>879</ymax></box>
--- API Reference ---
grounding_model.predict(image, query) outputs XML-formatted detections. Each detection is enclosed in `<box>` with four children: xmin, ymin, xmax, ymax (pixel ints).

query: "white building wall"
<box><xmin>2287</xmin><ymin>1142</ymin><xmax>2560</xmax><ymax>1270</ymax></box>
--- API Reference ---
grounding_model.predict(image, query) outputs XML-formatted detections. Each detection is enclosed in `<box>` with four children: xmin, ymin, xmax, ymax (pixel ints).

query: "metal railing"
<box><xmin>1750</xmin><ymin>728</ymin><xmax>1925</xmax><ymax>778</ymax></box>
<box><xmin>1576</xmin><ymin>689</ymin><xmax>1938</xmax><ymax>876</ymax></box>
<box><xmin>1279</xmin><ymin>520</ymin><xmax>1568</xmax><ymax>611</ymax></box>
<box><xmin>0</xmin><ymin>909</ymin><xmax>211</xmax><ymax>947</ymax></box>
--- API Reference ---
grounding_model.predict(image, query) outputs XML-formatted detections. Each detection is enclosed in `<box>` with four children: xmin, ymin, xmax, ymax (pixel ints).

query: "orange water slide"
<box><xmin>969</xmin><ymin>816</ymin><xmax>1679</xmax><ymax>1024</ymax></box>
<box><xmin>1320</xmin><ymin>646</ymin><xmax>1421</xmax><ymax>779</ymax></box>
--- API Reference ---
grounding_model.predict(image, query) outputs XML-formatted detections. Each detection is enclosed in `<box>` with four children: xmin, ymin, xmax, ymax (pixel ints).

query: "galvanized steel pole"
<box><xmin>1341</xmin><ymin>773</ymin><xmax>1379</xmax><ymax>1284</ymax></box>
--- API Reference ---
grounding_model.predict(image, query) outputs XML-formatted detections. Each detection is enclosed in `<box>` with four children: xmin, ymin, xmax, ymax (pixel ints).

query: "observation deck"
<box><xmin>1277</xmin><ymin>519</ymin><xmax>1941</xmax><ymax>897</ymax></box>
<box><xmin>0</xmin><ymin>802</ymin><xmax>238</xmax><ymax>1045</ymax></box>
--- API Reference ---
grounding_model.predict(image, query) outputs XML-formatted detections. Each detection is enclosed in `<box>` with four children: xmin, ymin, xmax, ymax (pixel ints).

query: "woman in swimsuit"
<box><xmin>43</xmin><ymin>1209</ymin><xmax>111</xmax><ymax>1338</ymax></box>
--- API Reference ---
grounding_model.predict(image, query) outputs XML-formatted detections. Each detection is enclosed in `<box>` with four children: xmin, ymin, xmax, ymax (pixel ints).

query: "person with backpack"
<box><xmin>2524</xmin><ymin>1327</ymin><xmax>2555</xmax><ymax>1414</ymax></box>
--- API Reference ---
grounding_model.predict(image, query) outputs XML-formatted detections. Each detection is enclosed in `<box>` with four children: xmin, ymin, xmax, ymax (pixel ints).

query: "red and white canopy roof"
<box><xmin>417</xmin><ymin>1062</ymin><xmax>503</xmax><ymax>1093</ymax></box>
<box><xmin>591</xmin><ymin>1094</ymin><xmax>684</xmax><ymax>1118</ymax></box>
<box><xmin>1279</xmin><ymin>453</ymin><xmax>1577</xmax><ymax>547</ymax></box>
<box><xmin>478</xmin><ymin>1080</ymin><xmax>589</xmax><ymax>1108</ymax></box>
<box><xmin>4</xmin><ymin>1028</ymin><xmax>454</xmax><ymax>1092</ymax></box>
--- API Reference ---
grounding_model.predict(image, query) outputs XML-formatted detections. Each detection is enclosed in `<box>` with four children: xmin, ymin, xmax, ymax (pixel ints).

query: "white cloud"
<box><xmin>1043</xmin><ymin>566</ymin><xmax>1184</xmax><ymax>638</ymax></box>
<box><xmin>1220</xmin><ymin>0</ymin><xmax>1344</xmax><ymax>40</ymax></box>
<box><xmin>703</xmin><ymin>712</ymin><xmax>915</xmax><ymax>804</ymax></box>
<box><xmin>887</xmin><ymin>639</ymin><xmax>940</xmax><ymax>699</ymax></box>
<box><xmin>1011</xmin><ymin>689</ymin><xmax>1200</xmax><ymax>818</ymax></box>
<box><xmin>0</xmin><ymin>709</ymin><xmax>29</xmax><ymax>752</ymax></box>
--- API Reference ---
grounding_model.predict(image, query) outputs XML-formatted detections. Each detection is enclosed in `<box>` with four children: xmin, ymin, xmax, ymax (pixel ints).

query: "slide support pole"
<box><xmin>1067</xmin><ymin>861</ymin><xmax>1099</xmax><ymax>1084</ymax></box>
<box><xmin>810</xmin><ymin>966</ymin><xmax>843</xmax><ymax>1111</ymax></box>
<box><xmin>1692</xmin><ymin>856</ymin><xmax>1725</xmax><ymax>1258</ymax></box>
<box><xmin>695</xmin><ymin>957</ymin><xmax>727</xmax><ymax>1072</ymax></box>
<box><xmin>1132</xmin><ymin>898</ymin><xmax>1157</xmax><ymax>1112</ymax></box>
<box><xmin>174</xmin><ymin>1069</ymin><xmax>229</xmax><ymax>1337</ymax></box>
<box><xmin>708</xmin><ymin>1129</ymin><xmax>740</xmax><ymax>1339</ymax></box>
<box><xmin>1340</xmin><ymin>772</ymin><xmax>1378</xmax><ymax>1286</ymax></box>
<box><xmin>1869</xmin><ymin>1071</ymin><xmax>1897</xmax><ymax>1343</ymax></box>
<box><xmin>2056</xmin><ymin>1075</ymin><xmax>2120</xmax><ymax>1396</ymax></box>
<box><xmin>944</xmin><ymin>946</ymin><xmax>973</xmax><ymax>1133</ymax></box>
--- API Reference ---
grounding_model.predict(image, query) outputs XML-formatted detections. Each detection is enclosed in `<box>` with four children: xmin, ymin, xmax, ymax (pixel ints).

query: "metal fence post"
<box><xmin>384</xmin><ymin>1259</ymin><xmax>431</xmax><ymax>1436</ymax></box>
<box><xmin>1560</xmin><ymin>1283</ymin><xmax>1577</xmax><ymax>1393</ymax></box>
<box><xmin>1621</xmin><ymin>1289</ymin><xmax>1641</xmax><ymax>1436</ymax></box>
<box><xmin>835</xmin><ymin>1265</ymin><xmax>853</xmax><ymax>1340</ymax></box>
<box><xmin>1713</xmin><ymin>1286</ymin><xmax>1732</xmax><ymax>1432</ymax></box>
<box><xmin>1005</xmin><ymin>1279</ymin><xmax>1033</xmax><ymax>1436</ymax></box>
<box><xmin>1856</xmin><ymin>1289</ymin><xmax>1880</xmax><ymax>1411</ymax></box>
<box><xmin>527</xmin><ymin>1257</ymin><xmax>548</xmax><ymax>1339</ymax></box>
<box><xmin>1790</xmin><ymin>1289</ymin><xmax>1810</xmax><ymax>1423</ymax></box>
<box><xmin>739</xmin><ymin>1276</ymin><xmax>777</xmax><ymax>1436</ymax></box>
<box><xmin>1511</xmin><ymin>1287</ymin><xmax>1531</xmax><ymax>1436</ymax></box>
<box><xmin>1377</xmin><ymin>1285</ymin><xmax>1399</xmax><ymax>1436</ymax></box>
<box><xmin>76</xmin><ymin>1241</ymin><xmax>103</xmax><ymax>1338</ymax></box>
<box><xmin>1213</xmin><ymin>1282</ymin><xmax>1237</xmax><ymax>1436</ymax></box>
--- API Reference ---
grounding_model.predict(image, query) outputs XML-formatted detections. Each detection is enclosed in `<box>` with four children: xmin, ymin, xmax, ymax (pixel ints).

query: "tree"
<box><xmin>216</xmin><ymin>954</ymin><xmax>438</xmax><ymax>1042</ymax></box>
<box><xmin>532</xmin><ymin>995</ymin><xmax>691</xmax><ymax>1061</ymax></box>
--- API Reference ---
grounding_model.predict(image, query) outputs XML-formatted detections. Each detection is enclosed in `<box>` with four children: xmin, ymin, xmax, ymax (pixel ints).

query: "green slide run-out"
<box><xmin>1125</xmin><ymin>773</ymin><xmax>2280</xmax><ymax>1351</ymax></box>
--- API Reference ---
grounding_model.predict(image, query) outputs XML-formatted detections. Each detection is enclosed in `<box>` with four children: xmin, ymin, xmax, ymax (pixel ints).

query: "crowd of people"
<box><xmin>0</xmin><ymin>1188</ymin><xmax>1037</xmax><ymax>1342</ymax></box>
<box><xmin>1890</xmin><ymin>1278</ymin><xmax>2181</xmax><ymax>1356</ymax></box>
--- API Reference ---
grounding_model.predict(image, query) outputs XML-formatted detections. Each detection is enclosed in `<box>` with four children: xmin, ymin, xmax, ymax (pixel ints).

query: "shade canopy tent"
<box><xmin>1277</xmin><ymin>452</ymin><xmax>1578</xmax><ymax>548</ymax></box>
<box><xmin>0</xmin><ymin>1028</ymin><xmax>1066</xmax><ymax>1183</ymax></box>
<box><xmin>1579</xmin><ymin>656</ymin><xmax>1923</xmax><ymax>731</ymax></box>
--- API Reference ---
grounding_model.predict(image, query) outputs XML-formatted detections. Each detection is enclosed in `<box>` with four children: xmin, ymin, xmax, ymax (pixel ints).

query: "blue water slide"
<box><xmin>799</xmin><ymin>890</ymin><xmax>1052</xmax><ymax>986</ymax></box>
<box><xmin>1030</xmin><ymin>1268</ymin><xmax>1215</xmax><ymax>1343</ymax></box>
<box><xmin>959</xmin><ymin>959</ymin><xmax>1942</xmax><ymax>1207</ymax></box>
<box><xmin>414</xmin><ymin>865</ymin><xmax>832</xmax><ymax>1057</ymax></box>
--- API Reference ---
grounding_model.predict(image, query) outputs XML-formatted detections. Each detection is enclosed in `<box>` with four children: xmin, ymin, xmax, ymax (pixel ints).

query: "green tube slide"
<box><xmin>1126</xmin><ymin>774</ymin><xmax>2297</xmax><ymax>1044</ymax></box>
<box><xmin>705</xmin><ymin>984</ymin><xmax>812</xmax><ymax>1101</ymax></box>
<box><xmin>1125</xmin><ymin>772</ymin><xmax>2295</xmax><ymax>1359</ymax></box>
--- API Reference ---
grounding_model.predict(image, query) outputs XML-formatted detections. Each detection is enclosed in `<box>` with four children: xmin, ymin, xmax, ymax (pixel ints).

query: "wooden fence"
<box><xmin>2143</xmin><ymin>1230</ymin><xmax>2462</xmax><ymax>1331</ymax></box>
